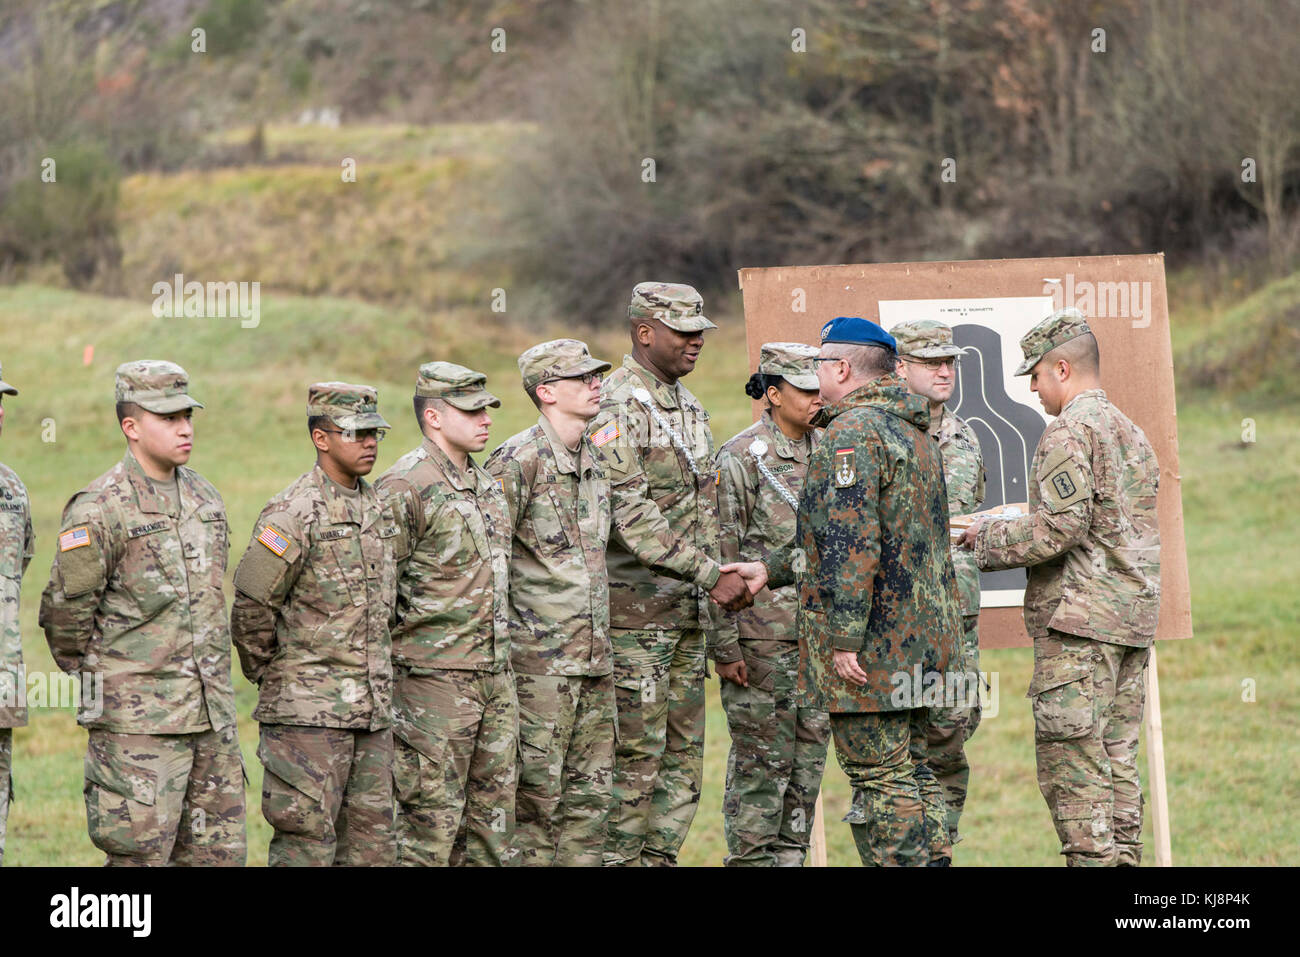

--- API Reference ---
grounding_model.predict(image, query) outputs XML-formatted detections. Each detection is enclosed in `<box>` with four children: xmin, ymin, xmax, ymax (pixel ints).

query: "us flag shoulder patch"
<box><xmin>59</xmin><ymin>526</ymin><xmax>91</xmax><ymax>551</ymax></box>
<box><xmin>591</xmin><ymin>423</ymin><xmax>620</xmax><ymax>448</ymax></box>
<box><xmin>257</xmin><ymin>525</ymin><xmax>290</xmax><ymax>556</ymax></box>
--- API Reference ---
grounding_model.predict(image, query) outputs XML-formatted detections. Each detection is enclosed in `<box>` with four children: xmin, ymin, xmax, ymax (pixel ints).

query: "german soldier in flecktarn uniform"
<box><xmin>40</xmin><ymin>360</ymin><xmax>246</xmax><ymax>866</ymax></box>
<box><xmin>961</xmin><ymin>308</ymin><xmax>1160</xmax><ymax>866</ymax></box>
<box><xmin>231</xmin><ymin>382</ymin><xmax>399</xmax><ymax>866</ymax></box>
<box><xmin>891</xmin><ymin>318</ymin><xmax>987</xmax><ymax>847</ymax></box>
<box><xmin>726</xmin><ymin>318</ymin><xmax>961</xmax><ymax>866</ymax></box>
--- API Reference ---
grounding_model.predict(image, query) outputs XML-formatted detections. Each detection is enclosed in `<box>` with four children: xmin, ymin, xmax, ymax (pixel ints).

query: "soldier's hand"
<box><xmin>719</xmin><ymin>561</ymin><xmax>769</xmax><ymax>596</ymax></box>
<box><xmin>958</xmin><ymin>519</ymin><xmax>984</xmax><ymax>549</ymax></box>
<box><xmin>714</xmin><ymin>659</ymin><xmax>749</xmax><ymax>687</ymax></box>
<box><xmin>833</xmin><ymin>649</ymin><xmax>869</xmax><ymax>686</ymax></box>
<box><xmin>710</xmin><ymin>570</ymin><xmax>754</xmax><ymax>611</ymax></box>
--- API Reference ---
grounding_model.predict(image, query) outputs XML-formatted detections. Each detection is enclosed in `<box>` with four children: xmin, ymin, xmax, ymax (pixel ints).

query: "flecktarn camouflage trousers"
<box><xmin>830</xmin><ymin>708</ymin><xmax>951</xmax><ymax>866</ymax></box>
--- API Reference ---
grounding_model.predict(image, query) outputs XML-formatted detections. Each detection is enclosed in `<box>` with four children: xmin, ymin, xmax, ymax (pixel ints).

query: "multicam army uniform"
<box><xmin>377</xmin><ymin>362</ymin><xmax>517</xmax><ymax>867</ymax></box>
<box><xmin>710</xmin><ymin>405</ymin><xmax>830</xmax><ymax>867</ymax></box>
<box><xmin>891</xmin><ymin>318</ymin><xmax>988</xmax><ymax>845</ymax></box>
<box><xmin>588</xmin><ymin>283</ymin><xmax>724</xmax><ymax>866</ymax></box>
<box><xmin>231</xmin><ymin>381</ymin><xmax>398</xmax><ymax>867</ymax></box>
<box><xmin>975</xmin><ymin>309</ymin><xmax>1160</xmax><ymax>867</ymax></box>
<box><xmin>39</xmin><ymin>361</ymin><xmax>246</xmax><ymax>866</ymax></box>
<box><xmin>0</xmin><ymin>362</ymin><xmax>32</xmax><ymax>865</ymax></box>
<box><xmin>765</xmin><ymin>339</ymin><xmax>961</xmax><ymax>866</ymax></box>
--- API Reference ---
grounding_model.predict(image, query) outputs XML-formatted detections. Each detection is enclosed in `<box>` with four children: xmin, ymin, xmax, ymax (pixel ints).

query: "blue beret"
<box><xmin>819</xmin><ymin>316</ymin><xmax>897</xmax><ymax>351</ymax></box>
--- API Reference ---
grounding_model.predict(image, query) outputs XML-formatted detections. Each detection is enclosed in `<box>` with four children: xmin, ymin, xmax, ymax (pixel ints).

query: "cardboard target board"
<box><xmin>737</xmin><ymin>254</ymin><xmax>1192</xmax><ymax>649</ymax></box>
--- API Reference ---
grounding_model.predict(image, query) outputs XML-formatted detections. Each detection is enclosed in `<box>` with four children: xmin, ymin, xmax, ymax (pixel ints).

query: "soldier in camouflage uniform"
<box><xmin>485</xmin><ymin>339</ymin><xmax>616</xmax><ymax>866</ymax></box>
<box><xmin>0</xmin><ymin>362</ymin><xmax>33</xmax><ymax>866</ymax></box>
<box><xmin>376</xmin><ymin>362</ymin><xmax>517</xmax><ymax>867</ymax></box>
<box><xmin>588</xmin><ymin>282</ymin><xmax>752</xmax><ymax>867</ymax></box>
<box><xmin>231</xmin><ymin>382</ymin><xmax>398</xmax><ymax>866</ymax></box>
<box><xmin>962</xmin><ymin>309</ymin><xmax>1160</xmax><ymax>866</ymax></box>
<box><xmin>39</xmin><ymin>361</ymin><xmax>246</xmax><ymax>866</ymax></box>
<box><xmin>728</xmin><ymin>318</ymin><xmax>961</xmax><ymax>866</ymax></box>
<box><xmin>891</xmin><ymin>319</ymin><xmax>986</xmax><ymax>846</ymax></box>
<box><xmin>709</xmin><ymin>342</ymin><xmax>830</xmax><ymax>866</ymax></box>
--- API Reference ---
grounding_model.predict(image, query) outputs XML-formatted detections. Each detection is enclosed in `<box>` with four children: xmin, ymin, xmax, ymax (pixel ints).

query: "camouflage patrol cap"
<box><xmin>415</xmin><ymin>361</ymin><xmax>501</xmax><ymax>411</ymax></box>
<box><xmin>758</xmin><ymin>342</ymin><xmax>819</xmax><ymax>391</ymax></box>
<box><xmin>628</xmin><ymin>281</ymin><xmax>718</xmax><ymax>332</ymax></box>
<box><xmin>0</xmin><ymin>360</ymin><xmax>17</xmax><ymax>396</ymax></box>
<box><xmin>888</xmin><ymin>319</ymin><xmax>967</xmax><ymax>360</ymax></box>
<box><xmin>114</xmin><ymin>359</ymin><xmax>204</xmax><ymax>413</ymax></box>
<box><xmin>518</xmin><ymin>339</ymin><xmax>612</xmax><ymax>392</ymax></box>
<box><xmin>1015</xmin><ymin>307</ymin><xmax>1092</xmax><ymax>376</ymax></box>
<box><xmin>306</xmin><ymin>381</ymin><xmax>391</xmax><ymax>430</ymax></box>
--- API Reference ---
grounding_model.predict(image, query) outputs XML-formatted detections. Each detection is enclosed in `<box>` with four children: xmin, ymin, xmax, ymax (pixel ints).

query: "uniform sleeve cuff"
<box><xmin>697</xmin><ymin>560</ymin><xmax>722</xmax><ymax>590</ymax></box>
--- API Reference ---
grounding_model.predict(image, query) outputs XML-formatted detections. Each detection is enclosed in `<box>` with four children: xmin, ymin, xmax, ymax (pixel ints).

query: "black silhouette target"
<box><xmin>950</xmin><ymin>323</ymin><xmax>1047</xmax><ymax>603</ymax></box>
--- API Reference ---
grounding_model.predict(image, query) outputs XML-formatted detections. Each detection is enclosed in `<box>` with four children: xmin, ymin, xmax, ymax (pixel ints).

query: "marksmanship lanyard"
<box><xmin>748</xmin><ymin>439</ymin><xmax>800</xmax><ymax>510</ymax></box>
<box><xmin>632</xmin><ymin>386</ymin><xmax>705</xmax><ymax>478</ymax></box>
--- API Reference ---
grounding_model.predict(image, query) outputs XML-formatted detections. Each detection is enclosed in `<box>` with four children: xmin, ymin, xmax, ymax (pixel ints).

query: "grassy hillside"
<box><xmin>1</xmin><ymin>279</ymin><xmax>1297</xmax><ymax>866</ymax></box>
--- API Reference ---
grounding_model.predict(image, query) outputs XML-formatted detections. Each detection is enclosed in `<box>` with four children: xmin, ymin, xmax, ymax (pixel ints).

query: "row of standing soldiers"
<box><xmin>0</xmin><ymin>282</ymin><xmax>1160</xmax><ymax>866</ymax></box>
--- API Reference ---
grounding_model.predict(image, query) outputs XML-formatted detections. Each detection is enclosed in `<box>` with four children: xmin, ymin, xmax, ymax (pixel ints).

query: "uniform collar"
<box><xmin>1061</xmin><ymin>388</ymin><xmax>1106</xmax><ymax>416</ymax></box>
<box><xmin>421</xmin><ymin>435</ymin><xmax>490</xmax><ymax>494</ymax></box>
<box><xmin>623</xmin><ymin>354</ymin><xmax>680</xmax><ymax>410</ymax></box>
<box><xmin>761</xmin><ymin>410</ymin><xmax>811</xmax><ymax>463</ymax></box>
<box><xmin>122</xmin><ymin>449</ymin><xmax>184</xmax><ymax>516</ymax></box>
<box><xmin>537</xmin><ymin>414</ymin><xmax>597</xmax><ymax>477</ymax></box>
<box><xmin>311</xmin><ymin>464</ymin><xmax>370</xmax><ymax>524</ymax></box>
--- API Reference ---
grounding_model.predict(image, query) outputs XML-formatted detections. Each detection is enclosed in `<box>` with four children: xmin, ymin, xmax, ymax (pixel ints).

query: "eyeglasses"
<box><xmin>812</xmin><ymin>356</ymin><xmax>845</xmax><ymax>365</ymax></box>
<box><xmin>317</xmin><ymin>428</ymin><xmax>388</xmax><ymax>442</ymax></box>
<box><xmin>543</xmin><ymin>372</ymin><xmax>604</xmax><ymax>386</ymax></box>
<box><xmin>901</xmin><ymin>357</ymin><xmax>959</xmax><ymax>371</ymax></box>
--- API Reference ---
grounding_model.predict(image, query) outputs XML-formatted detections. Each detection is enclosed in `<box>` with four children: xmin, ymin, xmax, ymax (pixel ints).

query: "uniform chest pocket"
<box><xmin>311</xmin><ymin>524</ymin><xmax>365</xmax><ymax>605</ymax></box>
<box><xmin>428</xmin><ymin>499</ymin><xmax>487</xmax><ymax>572</ymax></box>
<box><xmin>119</xmin><ymin>524</ymin><xmax>183</xmax><ymax>618</ymax></box>
<box><xmin>527</xmin><ymin>485</ymin><xmax>572</xmax><ymax>555</ymax></box>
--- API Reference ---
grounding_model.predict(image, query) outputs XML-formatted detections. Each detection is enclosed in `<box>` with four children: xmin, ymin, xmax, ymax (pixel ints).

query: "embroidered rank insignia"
<box><xmin>257</xmin><ymin>525</ymin><xmax>290</xmax><ymax>556</ymax></box>
<box><xmin>834</xmin><ymin>447</ymin><xmax>856</xmax><ymax>488</ymax></box>
<box><xmin>591</xmin><ymin>423</ymin><xmax>620</xmax><ymax>448</ymax></box>
<box><xmin>59</xmin><ymin>526</ymin><xmax>91</xmax><ymax>551</ymax></box>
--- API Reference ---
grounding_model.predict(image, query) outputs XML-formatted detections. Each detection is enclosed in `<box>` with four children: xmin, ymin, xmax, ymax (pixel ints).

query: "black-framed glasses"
<box><xmin>543</xmin><ymin>371</ymin><xmax>604</xmax><ymax>386</ymax></box>
<box><xmin>901</xmin><ymin>357</ymin><xmax>959</xmax><ymax>371</ymax></box>
<box><xmin>812</xmin><ymin>356</ymin><xmax>845</xmax><ymax>365</ymax></box>
<box><xmin>317</xmin><ymin>428</ymin><xmax>388</xmax><ymax>442</ymax></box>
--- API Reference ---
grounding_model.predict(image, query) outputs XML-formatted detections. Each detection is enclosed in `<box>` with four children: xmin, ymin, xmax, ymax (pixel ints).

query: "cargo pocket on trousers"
<box><xmin>84</xmin><ymin>748</ymin><xmax>160</xmax><ymax>859</ymax></box>
<box><xmin>392</xmin><ymin>735</ymin><xmax>447</xmax><ymax>811</ymax></box>
<box><xmin>613</xmin><ymin>675</ymin><xmax>647</xmax><ymax>746</ymax></box>
<box><xmin>258</xmin><ymin>732</ymin><xmax>329</xmax><ymax>839</ymax></box>
<box><xmin>1028</xmin><ymin>650</ymin><xmax>1097</xmax><ymax>742</ymax></box>
<box><xmin>517</xmin><ymin>719</ymin><xmax>555</xmax><ymax>794</ymax></box>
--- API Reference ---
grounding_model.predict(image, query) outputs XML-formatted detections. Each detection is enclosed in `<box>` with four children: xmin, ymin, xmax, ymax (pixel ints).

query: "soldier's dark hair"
<box><xmin>744</xmin><ymin>373</ymin><xmax>784</xmax><ymax>405</ymax></box>
<box><xmin>824</xmin><ymin>342</ymin><xmax>896</xmax><ymax>379</ymax></box>
<box><xmin>115</xmin><ymin>401</ymin><xmax>143</xmax><ymax>424</ymax></box>
<box><xmin>307</xmin><ymin>415</ymin><xmax>333</xmax><ymax>437</ymax></box>
<box><xmin>413</xmin><ymin>395</ymin><xmax>435</xmax><ymax>423</ymax></box>
<box><xmin>524</xmin><ymin>384</ymin><xmax>543</xmax><ymax>410</ymax></box>
<box><xmin>1050</xmin><ymin>332</ymin><xmax>1100</xmax><ymax>376</ymax></box>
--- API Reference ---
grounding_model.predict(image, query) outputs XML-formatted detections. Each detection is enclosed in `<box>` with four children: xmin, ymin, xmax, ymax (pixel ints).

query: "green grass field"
<box><xmin>1</xmin><ymin>123</ymin><xmax>1296</xmax><ymax>866</ymax></box>
<box><xmin>1</xmin><ymin>282</ymin><xmax>1296</xmax><ymax>866</ymax></box>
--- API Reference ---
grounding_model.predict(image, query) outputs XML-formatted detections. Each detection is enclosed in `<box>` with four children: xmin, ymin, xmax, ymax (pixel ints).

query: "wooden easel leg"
<box><xmin>1143</xmin><ymin>644</ymin><xmax>1173</xmax><ymax>866</ymax></box>
<box><xmin>809</xmin><ymin>791</ymin><xmax>828</xmax><ymax>866</ymax></box>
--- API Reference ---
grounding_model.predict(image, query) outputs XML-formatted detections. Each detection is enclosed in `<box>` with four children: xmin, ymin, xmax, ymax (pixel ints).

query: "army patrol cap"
<box><xmin>518</xmin><ymin>339</ymin><xmax>612</xmax><ymax>392</ymax></box>
<box><xmin>0</xmin><ymin>360</ymin><xmax>17</xmax><ymax>396</ymax></box>
<box><xmin>889</xmin><ymin>319</ymin><xmax>967</xmax><ymax>360</ymax></box>
<box><xmin>1015</xmin><ymin>307</ymin><xmax>1092</xmax><ymax>376</ymax></box>
<box><xmin>115</xmin><ymin>359</ymin><xmax>204</xmax><ymax>413</ymax></box>
<box><xmin>306</xmin><ymin>381</ymin><xmax>391</xmax><ymax>430</ymax></box>
<box><xmin>415</xmin><ymin>361</ymin><xmax>501</xmax><ymax>411</ymax></box>
<box><xmin>758</xmin><ymin>341</ymin><xmax>819</xmax><ymax>391</ymax></box>
<box><xmin>628</xmin><ymin>281</ymin><xmax>718</xmax><ymax>333</ymax></box>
